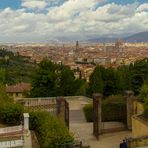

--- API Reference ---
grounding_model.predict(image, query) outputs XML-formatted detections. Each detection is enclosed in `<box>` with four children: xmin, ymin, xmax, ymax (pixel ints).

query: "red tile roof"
<box><xmin>6</xmin><ymin>83</ymin><xmax>31</xmax><ymax>93</ymax></box>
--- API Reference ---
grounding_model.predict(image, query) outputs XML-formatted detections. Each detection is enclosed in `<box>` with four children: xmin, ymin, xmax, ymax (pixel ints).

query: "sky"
<box><xmin>0</xmin><ymin>0</ymin><xmax>148</xmax><ymax>42</ymax></box>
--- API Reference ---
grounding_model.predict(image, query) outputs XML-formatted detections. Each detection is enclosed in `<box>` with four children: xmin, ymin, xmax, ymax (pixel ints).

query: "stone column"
<box><xmin>125</xmin><ymin>91</ymin><xmax>134</xmax><ymax>130</ymax></box>
<box><xmin>93</xmin><ymin>93</ymin><xmax>102</xmax><ymax>140</ymax></box>
<box><xmin>23</xmin><ymin>113</ymin><xmax>32</xmax><ymax>148</ymax></box>
<box><xmin>56</xmin><ymin>97</ymin><xmax>65</xmax><ymax>122</ymax></box>
<box><xmin>23</xmin><ymin>113</ymin><xmax>29</xmax><ymax>131</ymax></box>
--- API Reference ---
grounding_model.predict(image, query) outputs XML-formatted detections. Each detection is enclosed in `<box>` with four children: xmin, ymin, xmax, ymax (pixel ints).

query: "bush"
<box><xmin>83</xmin><ymin>95</ymin><xmax>126</xmax><ymax>122</ymax></box>
<box><xmin>144</xmin><ymin>97</ymin><xmax>148</xmax><ymax>118</ymax></box>
<box><xmin>0</xmin><ymin>102</ymin><xmax>24</xmax><ymax>125</ymax></box>
<box><xmin>102</xmin><ymin>95</ymin><xmax>126</xmax><ymax>122</ymax></box>
<box><xmin>83</xmin><ymin>104</ymin><xmax>93</xmax><ymax>122</ymax></box>
<box><xmin>139</xmin><ymin>83</ymin><xmax>148</xmax><ymax>103</ymax></box>
<box><xmin>0</xmin><ymin>103</ymin><xmax>74</xmax><ymax>148</ymax></box>
<box><xmin>29</xmin><ymin>111</ymin><xmax>74</xmax><ymax>148</ymax></box>
<box><xmin>0</xmin><ymin>86</ymin><xmax>74</xmax><ymax>148</ymax></box>
<box><xmin>144</xmin><ymin>105</ymin><xmax>148</xmax><ymax>118</ymax></box>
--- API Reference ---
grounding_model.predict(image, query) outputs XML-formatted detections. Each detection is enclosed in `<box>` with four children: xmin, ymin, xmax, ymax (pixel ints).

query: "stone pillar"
<box><xmin>23</xmin><ymin>113</ymin><xmax>32</xmax><ymax>148</ymax></box>
<box><xmin>125</xmin><ymin>91</ymin><xmax>134</xmax><ymax>130</ymax></box>
<box><xmin>56</xmin><ymin>97</ymin><xmax>65</xmax><ymax>122</ymax></box>
<box><xmin>23</xmin><ymin>113</ymin><xmax>29</xmax><ymax>131</ymax></box>
<box><xmin>93</xmin><ymin>93</ymin><xmax>102</xmax><ymax>140</ymax></box>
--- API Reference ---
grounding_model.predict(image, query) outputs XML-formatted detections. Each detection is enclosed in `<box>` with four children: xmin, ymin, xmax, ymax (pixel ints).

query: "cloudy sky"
<box><xmin>0</xmin><ymin>0</ymin><xmax>148</xmax><ymax>42</ymax></box>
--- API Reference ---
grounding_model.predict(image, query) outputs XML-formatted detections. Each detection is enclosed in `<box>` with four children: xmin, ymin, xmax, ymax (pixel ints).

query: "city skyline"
<box><xmin>0</xmin><ymin>0</ymin><xmax>148</xmax><ymax>42</ymax></box>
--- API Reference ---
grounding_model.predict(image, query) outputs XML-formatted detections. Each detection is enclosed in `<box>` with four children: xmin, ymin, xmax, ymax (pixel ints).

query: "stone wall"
<box><xmin>133</xmin><ymin>101</ymin><xmax>144</xmax><ymax>115</ymax></box>
<box><xmin>130</xmin><ymin>115</ymin><xmax>148</xmax><ymax>147</ymax></box>
<box><xmin>132</xmin><ymin>115</ymin><xmax>148</xmax><ymax>138</ymax></box>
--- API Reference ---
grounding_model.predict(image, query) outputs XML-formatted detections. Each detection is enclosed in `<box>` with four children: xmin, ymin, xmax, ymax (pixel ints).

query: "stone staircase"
<box><xmin>127</xmin><ymin>135</ymin><xmax>148</xmax><ymax>148</ymax></box>
<box><xmin>70</xmin><ymin>109</ymin><xmax>86</xmax><ymax>123</ymax></box>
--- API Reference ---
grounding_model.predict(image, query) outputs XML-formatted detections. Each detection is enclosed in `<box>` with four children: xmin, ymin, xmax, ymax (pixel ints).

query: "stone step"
<box><xmin>70</xmin><ymin>110</ymin><xmax>86</xmax><ymax>123</ymax></box>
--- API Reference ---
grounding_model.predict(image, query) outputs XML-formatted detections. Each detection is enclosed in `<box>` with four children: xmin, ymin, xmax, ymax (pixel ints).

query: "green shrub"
<box><xmin>144</xmin><ymin>97</ymin><xmax>148</xmax><ymax>118</ymax></box>
<box><xmin>0</xmin><ymin>86</ymin><xmax>74</xmax><ymax>148</ymax></box>
<box><xmin>83</xmin><ymin>104</ymin><xmax>93</xmax><ymax>122</ymax></box>
<box><xmin>0</xmin><ymin>103</ymin><xmax>74</xmax><ymax>147</ymax></box>
<box><xmin>0</xmin><ymin>102</ymin><xmax>24</xmax><ymax>125</ymax></box>
<box><xmin>29</xmin><ymin>111</ymin><xmax>74</xmax><ymax>148</ymax></box>
<box><xmin>144</xmin><ymin>105</ymin><xmax>148</xmax><ymax>118</ymax></box>
<box><xmin>139</xmin><ymin>83</ymin><xmax>148</xmax><ymax>103</ymax></box>
<box><xmin>83</xmin><ymin>95</ymin><xmax>126</xmax><ymax>122</ymax></box>
<box><xmin>102</xmin><ymin>95</ymin><xmax>126</xmax><ymax>122</ymax></box>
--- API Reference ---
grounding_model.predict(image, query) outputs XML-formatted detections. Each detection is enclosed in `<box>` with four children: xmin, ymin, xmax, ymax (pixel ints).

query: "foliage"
<box><xmin>0</xmin><ymin>49</ymin><xmax>36</xmax><ymax>84</ymax></box>
<box><xmin>129</xmin><ymin>58</ymin><xmax>148</xmax><ymax>94</ymax></box>
<box><xmin>30</xmin><ymin>59</ymin><xmax>86</xmax><ymax>97</ymax></box>
<box><xmin>83</xmin><ymin>95</ymin><xmax>126</xmax><ymax>122</ymax></box>
<box><xmin>88</xmin><ymin>58</ymin><xmax>148</xmax><ymax>96</ymax></box>
<box><xmin>75</xmin><ymin>80</ymin><xmax>88</xmax><ymax>96</ymax></box>
<box><xmin>116</xmin><ymin>65</ymin><xmax>132</xmax><ymax>93</ymax></box>
<box><xmin>0</xmin><ymin>86</ymin><xmax>74</xmax><ymax>147</ymax></box>
<box><xmin>0</xmin><ymin>84</ymin><xmax>13</xmax><ymax>103</ymax></box>
<box><xmin>0</xmin><ymin>102</ymin><xmax>24</xmax><ymax>125</ymax></box>
<box><xmin>0</xmin><ymin>84</ymin><xmax>22</xmax><ymax>125</ymax></box>
<box><xmin>29</xmin><ymin>111</ymin><xmax>74</xmax><ymax>148</ymax></box>
<box><xmin>88</xmin><ymin>66</ymin><xmax>120</xmax><ymax>96</ymax></box>
<box><xmin>30</xmin><ymin>59</ymin><xmax>59</xmax><ymax>97</ymax></box>
<box><xmin>83</xmin><ymin>104</ymin><xmax>93</xmax><ymax>122</ymax></box>
<box><xmin>102</xmin><ymin>95</ymin><xmax>126</xmax><ymax>122</ymax></box>
<box><xmin>58</xmin><ymin>65</ymin><xmax>76</xmax><ymax>96</ymax></box>
<box><xmin>103</xmin><ymin>68</ymin><xmax>118</xmax><ymax>96</ymax></box>
<box><xmin>139</xmin><ymin>83</ymin><xmax>148</xmax><ymax>118</ymax></box>
<box><xmin>0</xmin><ymin>68</ymin><xmax>6</xmax><ymax>84</ymax></box>
<box><xmin>88</xmin><ymin>65</ymin><xmax>104</xmax><ymax>95</ymax></box>
<box><xmin>144</xmin><ymin>97</ymin><xmax>148</xmax><ymax>118</ymax></box>
<box><xmin>139</xmin><ymin>83</ymin><xmax>148</xmax><ymax>102</ymax></box>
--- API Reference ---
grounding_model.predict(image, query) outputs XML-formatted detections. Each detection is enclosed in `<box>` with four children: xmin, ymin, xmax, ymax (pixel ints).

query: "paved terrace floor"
<box><xmin>70</xmin><ymin>122</ymin><xmax>131</xmax><ymax>148</ymax></box>
<box><xmin>68</xmin><ymin>98</ymin><xmax>132</xmax><ymax>148</ymax></box>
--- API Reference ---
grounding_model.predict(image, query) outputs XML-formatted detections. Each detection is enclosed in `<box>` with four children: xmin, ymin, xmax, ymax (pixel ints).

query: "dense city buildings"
<box><xmin>1</xmin><ymin>41</ymin><xmax>148</xmax><ymax>81</ymax></box>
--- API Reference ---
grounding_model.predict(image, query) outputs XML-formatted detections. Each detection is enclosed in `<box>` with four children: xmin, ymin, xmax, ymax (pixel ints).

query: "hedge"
<box><xmin>83</xmin><ymin>95</ymin><xmax>127</xmax><ymax>122</ymax></box>
<box><xmin>83</xmin><ymin>104</ymin><xmax>93</xmax><ymax>122</ymax></box>
<box><xmin>144</xmin><ymin>97</ymin><xmax>148</xmax><ymax>118</ymax></box>
<box><xmin>0</xmin><ymin>89</ymin><xmax>74</xmax><ymax>148</ymax></box>
<box><xmin>0</xmin><ymin>102</ymin><xmax>24</xmax><ymax>125</ymax></box>
<box><xmin>29</xmin><ymin>111</ymin><xmax>74</xmax><ymax>148</ymax></box>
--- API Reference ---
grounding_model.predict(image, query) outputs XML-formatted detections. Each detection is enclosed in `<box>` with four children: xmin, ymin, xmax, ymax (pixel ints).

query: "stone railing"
<box><xmin>127</xmin><ymin>135</ymin><xmax>148</xmax><ymax>148</ymax></box>
<box><xmin>16</xmin><ymin>96</ymin><xmax>92</xmax><ymax>101</ymax></box>
<box><xmin>0</xmin><ymin>125</ymin><xmax>23</xmax><ymax>136</ymax></box>
<box><xmin>127</xmin><ymin>114</ymin><xmax>148</xmax><ymax>148</ymax></box>
<box><xmin>0</xmin><ymin>139</ymin><xmax>23</xmax><ymax>148</ymax></box>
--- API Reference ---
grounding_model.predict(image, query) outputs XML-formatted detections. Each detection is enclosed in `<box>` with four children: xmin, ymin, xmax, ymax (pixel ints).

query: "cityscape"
<box><xmin>0</xmin><ymin>0</ymin><xmax>148</xmax><ymax>148</ymax></box>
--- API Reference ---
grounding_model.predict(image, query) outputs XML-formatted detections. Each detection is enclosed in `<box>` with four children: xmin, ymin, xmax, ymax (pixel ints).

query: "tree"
<box><xmin>0</xmin><ymin>84</ymin><xmax>13</xmax><ymax>103</ymax></box>
<box><xmin>58</xmin><ymin>66</ymin><xmax>75</xmax><ymax>96</ymax></box>
<box><xmin>88</xmin><ymin>65</ymin><xmax>104</xmax><ymax>95</ymax></box>
<box><xmin>75</xmin><ymin>79</ymin><xmax>88</xmax><ymax>96</ymax></box>
<box><xmin>139</xmin><ymin>83</ymin><xmax>148</xmax><ymax>102</ymax></box>
<box><xmin>130</xmin><ymin>58</ymin><xmax>148</xmax><ymax>94</ymax></box>
<box><xmin>30</xmin><ymin>59</ymin><xmax>59</xmax><ymax>97</ymax></box>
<box><xmin>30</xmin><ymin>59</ymin><xmax>85</xmax><ymax>97</ymax></box>
<box><xmin>116</xmin><ymin>65</ymin><xmax>132</xmax><ymax>93</ymax></box>
<box><xmin>103</xmin><ymin>68</ymin><xmax>118</xmax><ymax>96</ymax></box>
<box><xmin>0</xmin><ymin>68</ymin><xmax>6</xmax><ymax>84</ymax></box>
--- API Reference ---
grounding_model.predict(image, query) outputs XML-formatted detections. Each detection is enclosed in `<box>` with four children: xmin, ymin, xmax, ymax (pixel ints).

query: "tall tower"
<box><xmin>76</xmin><ymin>41</ymin><xmax>79</xmax><ymax>51</ymax></box>
<box><xmin>115</xmin><ymin>39</ymin><xmax>124</xmax><ymax>52</ymax></box>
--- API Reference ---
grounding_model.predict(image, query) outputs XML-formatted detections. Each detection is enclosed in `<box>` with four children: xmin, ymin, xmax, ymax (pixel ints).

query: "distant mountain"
<box><xmin>87</xmin><ymin>31</ymin><xmax>148</xmax><ymax>43</ymax></box>
<box><xmin>124</xmin><ymin>31</ymin><xmax>148</xmax><ymax>42</ymax></box>
<box><xmin>87</xmin><ymin>37</ymin><xmax>117</xmax><ymax>43</ymax></box>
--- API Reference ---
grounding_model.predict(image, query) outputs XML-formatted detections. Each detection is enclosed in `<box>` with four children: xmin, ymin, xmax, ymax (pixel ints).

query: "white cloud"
<box><xmin>21</xmin><ymin>0</ymin><xmax>47</xmax><ymax>10</ymax></box>
<box><xmin>0</xmin><ymin>1</ymin><xmax>148</xmax><ymax>42</ymax></box>
<box><xmin>137</xmin><ymin>3</ymin><xmax>148</xmax><ymax>12</ymax></box>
